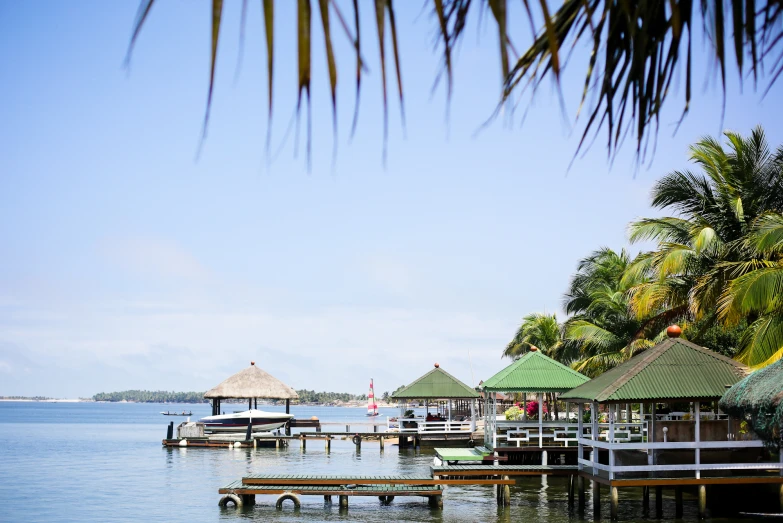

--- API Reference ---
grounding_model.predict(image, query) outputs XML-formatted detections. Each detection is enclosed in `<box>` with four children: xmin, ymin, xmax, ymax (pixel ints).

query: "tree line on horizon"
<box><xmin>92</xmin><ymin>389</ymin><xmax>379</xmax><ymax>404</ymax></box>
<box><xmin>505</xmin><ymin>127</ymin><xmax>783</xmax><ymax>376</ymax></box>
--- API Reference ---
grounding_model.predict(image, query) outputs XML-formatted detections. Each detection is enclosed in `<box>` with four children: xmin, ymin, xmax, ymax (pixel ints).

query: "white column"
<box><xmin>608</xmin><ymin>404</ymin><xmax>615</xmax><ymax>480</ymax></box>
<box><xmin>470</xmin><ymin>399</ymin><xmax>476</xmax><ymax>431</ymax></box>
<box><xmin>695</xmin><ymin>401</ymin><xmax>701</xmax><ymax>479</ymax></box>
<box><xmin>577</xmin><ymin>403</ymin><xmax>584</xmax><ymax>471</ymax></box>
<box><xmin>522</xmin><ymin>393</ymin><xmax>527</xmax><ymax>421</ymax></box>
<box><xmin>538</xmin><ymin>393</ymin><xmax>544</xmax><ymax>448</ymax></box>
<box><xmin>591</xmin><ymin>401</ymin><xmax>598</xmax><ymax>474</ymax></box>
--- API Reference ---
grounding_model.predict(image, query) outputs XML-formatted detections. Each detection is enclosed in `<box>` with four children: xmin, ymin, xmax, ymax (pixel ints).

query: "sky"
<box><xmin>1</xmin><ymin>1</ymin><xmax>782</xmax><ymax>398</ymax></box>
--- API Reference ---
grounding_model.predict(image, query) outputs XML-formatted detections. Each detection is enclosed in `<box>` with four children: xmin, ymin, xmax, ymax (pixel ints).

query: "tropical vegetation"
<box><xmin>128</xmin><ymin>1</ymin><xmax>783</xmax><ymax>162</ymax></box>
<box><xmin>505</xmin><ymin>127</ymin><xmax>783</xmax><ymax>374</ymax></box>
<box><xmin>93</xmin><ymin>389</ymin><xmax>372</xmax><ymax>404</ymax></box>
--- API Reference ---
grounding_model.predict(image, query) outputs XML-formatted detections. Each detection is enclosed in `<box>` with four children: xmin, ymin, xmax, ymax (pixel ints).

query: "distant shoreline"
<box><xmin>0</xmin><ymin>398</ymin><xmax>398</xmax><ymax>408</ymax></box>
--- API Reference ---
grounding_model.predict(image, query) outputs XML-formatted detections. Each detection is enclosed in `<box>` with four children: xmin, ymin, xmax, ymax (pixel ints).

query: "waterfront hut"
<box><xmin>391</xmin><ymin>363</ymin><xmax>480</xmax><ymax>438</ymax></box>
<box><xmin>720</xmin><ymin>356</ymin><xmax>783</xmax><ymax>447</ymax></box>
<box><xmin>204</xmin><ymin>361</ymin><xmax>299</xmax><ymax>416</ymax></box>
<box><xmin>480</xmin><ymin>347</ymin><xmax>590</xmax><ymax>463</ymax></box>
<box><xmin>559</xmin><ymin>326</ymin><xmax>782</xmax><ymax>518</ymax></box>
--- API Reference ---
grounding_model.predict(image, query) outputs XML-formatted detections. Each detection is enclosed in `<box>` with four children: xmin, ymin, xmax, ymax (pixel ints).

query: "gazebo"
<box><xmin>391</xmin><ymin>363</ymin><xmax>480</xmax><ymax>439</ymax></box>
<box><xmin>204</xmin><ymin>361</ymin><xmax>299</xmax><ymax>416</ymax></box>
<box><xmin>559</xmin><ymin>326</ymin><xmax>777</xmax><ymax>519</ymax></box>
<box><xmin>481</xmin><ymin>347</ymin><xmax>590</xmax><ymax>463</ymax></box>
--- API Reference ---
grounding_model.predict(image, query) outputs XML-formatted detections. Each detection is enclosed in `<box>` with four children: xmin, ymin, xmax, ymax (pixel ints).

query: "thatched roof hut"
<box><xmin>204</xmin><ymin>362</ymin><xmax>299</xmax><ymax>400</ymax></box>
<box><xmin>719</xmin><ymin>357</ymin><xmax>782</xmax><ymax>448</ymax></box>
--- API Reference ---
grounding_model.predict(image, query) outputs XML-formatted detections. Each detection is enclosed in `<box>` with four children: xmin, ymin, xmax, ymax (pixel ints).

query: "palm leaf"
<box><xmin>262</xmin><ymin>0</ymin><xmax>274</xmax><ymax>154</ymax></box>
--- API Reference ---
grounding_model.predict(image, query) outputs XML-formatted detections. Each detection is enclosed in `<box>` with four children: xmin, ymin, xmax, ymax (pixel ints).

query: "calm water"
<box><xmin>0</xmin><ymin>402</ymin><xmax>751</xmax><ymax>522</ymax></box>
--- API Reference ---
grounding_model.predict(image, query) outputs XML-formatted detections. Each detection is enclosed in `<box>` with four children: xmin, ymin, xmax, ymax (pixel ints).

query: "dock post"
<box><xmin>379</xmin><ymin>436</ymin><xmax>384</xmax><ymax>450</ymax></box>
<box><xmin>592</xmin><ymin>481</ymin><xmax>601</xmax><ymax>519</ymax></box>
<box><xmin>610</xmin><ymin>486</ymin><xmax>619</xmax><ymax>520</ymax></box>
<box><xmin>325</xmin><ymin>436</ymin><xmax>330</xmax><ymax>452</ymax></box>
<box><xmin>429</xmin><ymin>494</ymin><xmax>443</xmax><ymax>509</ymax></box>
<box><xmin>675</xmin><ymin>487</ymin><xmax>683</xmax><ymax>518</ymax></box>
<box><xmin>642</xmin><ymin>486</ymin><xmax>650</xmax><ymax>513</ymax></box>
<box><xmin>324</xmin><ymin>495</ymin><xmax>332</xmax><ymax>503</ymax></box>
<box><xmin>253</xmin><ymin>437</ymin><xmax>257</xmax><ymax>449</ymax></box>
<box><xmin>779</xmin><ymin>483</ymin><xmax>783</xmax><ymax>513</ymax></box>
<box><xmin>698</xmin><ymin>485</ymin><xmax>707</xmax><ymax>519</ymax></box>
<box><xmin>567</xmin><ymin>474</ymin><xmax>574</xmax><ymax>506</ymax></box>
<box><xmin>654</xmin><ymin>486</ymin><xmax>663</xmax><ymax>518</ymax></box>
<box><xmin>276</xmin><ymin>438</ymin><xmax>280</xmax><ymax>449</ymax></box>
<box><xmin>541</xmin><ymin>449</ymin><xmax>548</xmax><ymax>465</ymax></box>
<box><xmin>502</xmin><ymin>475</ymin><xmax>511</xmax><ymax>506</ymax></box>
<box><xmin>166</xmin><ymin>422</ymin><xmax>173</xmax><ymax>440</ymax></box>
<box><xmin>339</xmin><ymin>495</ymin><xmax>348</xmax><ymax>508</ymax></box>
<box><xmin>301</xmin><ymin>436</ymin><xmax>306</xmax><ymax>451</ymax></box>
<box><xmin>577</xmin><ymin>475</ymin><xmax>585</xmax><ymax>513</ymax></box>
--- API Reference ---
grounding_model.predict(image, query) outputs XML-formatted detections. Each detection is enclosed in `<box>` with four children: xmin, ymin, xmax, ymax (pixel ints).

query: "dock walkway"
<box><xmin>432</xmin><ymin>464</ymin><xmax>578</xmax><ymax>477</ymax></box>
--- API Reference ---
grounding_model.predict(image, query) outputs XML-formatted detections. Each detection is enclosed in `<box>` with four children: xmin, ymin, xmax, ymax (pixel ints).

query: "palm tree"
<box><xmin>719</xmin><ymin>212</ymin><xmax>783</xmax><ymax>367</ymax></box>
<box><xmin>562</xmin><ymin>248</ymin><xmax>660</xmax><ymax>376</ymax></box>
<box><xmin>503</xmin><ymin>313</ymin><xmax>562</xmax><ymax>360</ymax></box>
<box><xmin>626</xmin><ymin>127</ymin><xmax>783</xmax><ymax>337</ymax></box>
<box><xmin>127</xmin><ymin>1</ymin><xmax>783</xmax><ymax>162</ymax></box>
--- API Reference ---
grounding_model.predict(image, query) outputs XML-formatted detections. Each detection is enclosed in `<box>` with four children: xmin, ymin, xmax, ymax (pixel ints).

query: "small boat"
<box><xmin>199</xmin><ymin>409</ymin><xmax>294</xmax><ymax>433</ymax></box>
<box><xmin>161</xmin><ymin>411</ymin><xmax>192</xmax><ymax>416</ymax></box>
<box><xmin>366</xmin><ymin>378</ymin><xmax>379</xmax><ymax>417</ymax></box>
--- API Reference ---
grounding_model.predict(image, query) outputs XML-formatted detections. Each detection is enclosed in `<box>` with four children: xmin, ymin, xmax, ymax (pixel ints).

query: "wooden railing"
<box><xmin>490</xmin><ymin>421</ymin><xmax>648</xmax><ymax>448</ymax></box>
<box><xmin>394</xmin><ymin>419</ymin><xmax>474</xmax><ymax>433</ymax></box>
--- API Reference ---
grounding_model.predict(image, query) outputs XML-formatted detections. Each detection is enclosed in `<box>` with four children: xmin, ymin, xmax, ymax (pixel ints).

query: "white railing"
<box><xmin>396</xmin><ymin>419</ymin><xmax>473</xmax><ymax>433</ymax></box>
<box><xmin>495</xmin><ymin>421</ymin><xmax>579</xmax><ymax>447</ymax></box>
<box><xmin>576</xmin><ymin>436</ymin><xmax>782</xmax><ymax>479</ymax></box>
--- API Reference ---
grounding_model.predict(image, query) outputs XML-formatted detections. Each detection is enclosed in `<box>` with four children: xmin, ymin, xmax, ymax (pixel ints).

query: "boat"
<box><xmin>161</xmin><ymin>411</ymin><xmax>192</xmax><ymax>416</ymax></box>
<box><xmin>366</xmin><ymin>378</ymin><xmax>379</xmax><ymax>417</ymax></box>
<box><xmin>199</xmin><ymin>409</ymin><xmax>294</xmax><ymax>433</ymax></box>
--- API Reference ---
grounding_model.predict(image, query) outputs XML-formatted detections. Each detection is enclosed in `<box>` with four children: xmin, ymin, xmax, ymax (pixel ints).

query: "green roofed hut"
<box><xmin>481</xmin><ymin>347</ymin><xmax>590</xmax><ymax>462</ymax></box>
<box><xmin>559</xmin><ymin>326</ymin><xmax>782</xmax><ymax>519</ymax></box>
<box><xmin>391</xmin><ymin>363</ymin><xmax>480</xmax><ymax>445</ymax></box>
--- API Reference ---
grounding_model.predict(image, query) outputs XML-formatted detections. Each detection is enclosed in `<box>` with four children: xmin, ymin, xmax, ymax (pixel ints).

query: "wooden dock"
<box><xmin>219</xmin><ymin>472</ymin><xmax>516</xmax><ymax>510</ymax></box>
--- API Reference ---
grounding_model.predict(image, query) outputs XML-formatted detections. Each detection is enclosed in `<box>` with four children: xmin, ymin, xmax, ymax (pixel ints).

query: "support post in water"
<box><xmin>610</xmin><ymin>486</ymin><xmax>619</xmax><ymax>520</ymax></box>
<box><xmin>166</xmin><ymin>421</ymin><xmax>173</xmax><ymax>440</ymax></box>
<box><xmin>577</xmin><ymin>475</ymin><xmax>585</xmax><ymax>513</ymax></box>
<box><xmin>593</xmin><ymin>480</ymin><xmax>601</xmax><ymax>519</ymax></box>
<box><xmin>675</xmin><ymin>486</ymin><xmax>683</xmax><ymax>518</ymax></box>
<box><xmin>698</xmin><ymin>485</ymin><xmax>707</xmax><ymax>519</ymax></box>
<box><xmin>339</xmin><ymin>495</ymin><xmax>348</xmax><ymax>508</ymax></box>
<box><xmin>655</xmin><ymin>486</ymin><xmax>663</xmax><ymax>518</ymax></box>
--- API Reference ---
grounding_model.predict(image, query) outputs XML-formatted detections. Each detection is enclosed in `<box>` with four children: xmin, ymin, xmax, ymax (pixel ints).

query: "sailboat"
<box><xmin>366</xmin><ymin>378</ymin><xmax>379</xmax><ymax>417</ymax></box>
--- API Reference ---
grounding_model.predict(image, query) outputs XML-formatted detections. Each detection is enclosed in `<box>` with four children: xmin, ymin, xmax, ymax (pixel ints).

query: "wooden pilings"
<box><xmin>655</xmin><ymin>486</ymin><xmax>663</xmax><ymax>518</ymax></box>
<box><xmin>675</xmin><ymin>486</ymin><xmax>683</xmax><ymax>518</ymax></box>
<box><xmin>593</xmin><ymin>480</ymin><xmax>601</xmax><ymax>519</ymax></box>
<box><xmin>610</xmin><ymin>486</ymin><xmax>619</xmax><ymax>520</ymax></box>
<box><xmin>698</xmin><ymin>485</ymin><xmax>707</xmax><ymax>519</ymax></box>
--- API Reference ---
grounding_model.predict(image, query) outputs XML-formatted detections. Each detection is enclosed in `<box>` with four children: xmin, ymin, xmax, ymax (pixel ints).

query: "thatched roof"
<box><xmin>719</xmin><ymin>357</ymin><xmax>782</xmax><ymax>447</ymax></box>
<box><xmin>204</xmin><ymin>362</ymin><xmax>299</xmax><ymax>400</ymax></box>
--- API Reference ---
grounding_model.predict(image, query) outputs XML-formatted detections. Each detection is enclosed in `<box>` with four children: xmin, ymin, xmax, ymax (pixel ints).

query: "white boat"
<box><xmin>199</xmin><ymin>409</ymin><xmax>293</xmax><ymax>433</ymax></box>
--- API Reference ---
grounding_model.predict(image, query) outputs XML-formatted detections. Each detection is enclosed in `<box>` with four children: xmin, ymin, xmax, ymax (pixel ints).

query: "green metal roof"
<box><xmin>481</xmin><ymin>350</ymin><xmax>590</xmax><ymax>393</ymax></box>
<box><xmin>391</xmin><ymin>366</ymin><xmax>479</xmax><ymax>399</ymax></box>
<box><xmin>560</xmin><ymin>336</ymin><xmax>748</xmax><ymax>403</ymax></box>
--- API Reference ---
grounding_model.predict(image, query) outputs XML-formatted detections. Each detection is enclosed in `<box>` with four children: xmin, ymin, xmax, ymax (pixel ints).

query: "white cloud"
<box><xmin>98</xmin><ymin>236</ymin><xmax>210</xmax><ymax>281</ymax></box>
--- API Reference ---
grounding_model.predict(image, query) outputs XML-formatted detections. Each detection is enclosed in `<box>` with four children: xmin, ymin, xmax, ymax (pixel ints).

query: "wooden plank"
<box><xmin>242</xmin><ymin>475</ymin><xmax>433</xmax><ymax>486</ymax></box>
<box><xmin>219</xmin><ymin>484</ymin><xmax>442</xmax><ymax>497</ymax></box>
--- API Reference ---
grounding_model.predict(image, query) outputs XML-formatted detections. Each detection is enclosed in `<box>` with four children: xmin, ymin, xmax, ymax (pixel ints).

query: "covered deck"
<box><xmin>560</xmin><ymin>326</ymin><xmax>782</xmax><ymax>519</ymax></box>
<box><xmin>481</xmin><ymin>348</ymin><xmax>591</xmax><ymax>462</ymax></box>
<box><xmin>390</xmin><ymin>363</ymin><xmax>480</xmax><ymax>442</ymax></box>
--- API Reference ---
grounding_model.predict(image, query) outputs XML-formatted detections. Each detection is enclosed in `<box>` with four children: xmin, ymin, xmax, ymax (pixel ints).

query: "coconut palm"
<box><xmin>127</xmin><ymin>1</ymin><xmax>783</xmax><ymax>162</ymax></box>
<box><xmin>719</xmin><ymin>212</ymin><xmax>783</xmax><ymax>367</ymax></box>
<box><xmin>563</xmin><ymin>248</ymin><xmax>661</xmax><ymax>376</ymax></box>
<box><xmin>626</xmin><ymin>127</ymin><xmax>783</xmax><ymax>336</ymax></box>
<box><xmin>503</xmin><ymin>313</ymin><xmax>563</xmax><ymax>360</ymax></box>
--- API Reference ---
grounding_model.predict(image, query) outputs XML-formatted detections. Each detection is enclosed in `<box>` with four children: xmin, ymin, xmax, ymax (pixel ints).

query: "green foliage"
<box><xmin>92</xmin><ymin>390</ymin><xmax>208</xmax><ymax>403</ymax></box>
<box><xmin>127</xmin><ymin>1</ymin><xmax>783</xmax><ymax>164</ymax></box>
<box><xmin>504</xmin><ymin>405</ymin><xmax>523</xmax><ymax>421</ymax></box>
<box><xmin>503</xmin><ymin>313</ymin><xmax>563</xmax><ymax>360</ymax></box>
<box><xmin>292</xmin><ymin>390</ymin><xmax>364</xmax><ymax>403</ymax></box>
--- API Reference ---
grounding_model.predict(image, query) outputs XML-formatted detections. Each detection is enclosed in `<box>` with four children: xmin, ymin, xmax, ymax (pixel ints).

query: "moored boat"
<box><xmin>199</xmin><ymin>409</ymin><xmax>293</xmax><ymax>433</ymax></box>
<box><xmin>161</xmin><ymin>411</ymin><xmax>192</xmax><ymax>416</ymax></box>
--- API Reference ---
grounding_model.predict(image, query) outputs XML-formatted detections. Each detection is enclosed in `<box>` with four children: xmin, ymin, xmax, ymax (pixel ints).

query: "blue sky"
<box><xmin>1</xmin><ymin>1</ymin><xmax>781</xmax><ymax>398</ymax></box>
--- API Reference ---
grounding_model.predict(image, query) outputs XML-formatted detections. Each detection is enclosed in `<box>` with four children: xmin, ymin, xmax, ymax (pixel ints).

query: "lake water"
<box><xmin>0</xmin><ymin>402</ymin><xmax>750</xmax><ymax>522</ymax></box>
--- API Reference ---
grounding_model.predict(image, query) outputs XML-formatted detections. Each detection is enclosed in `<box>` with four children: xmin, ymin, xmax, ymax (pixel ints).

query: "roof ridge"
<box><xmin>675</xmin><ymin>338</ymin><xmax>749</xmax><ymax>375</ymax></box>
<box><xmin>591</xmin><ymin>338</ymin><xmax>676</xmax><ymax>401</ymax></box>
